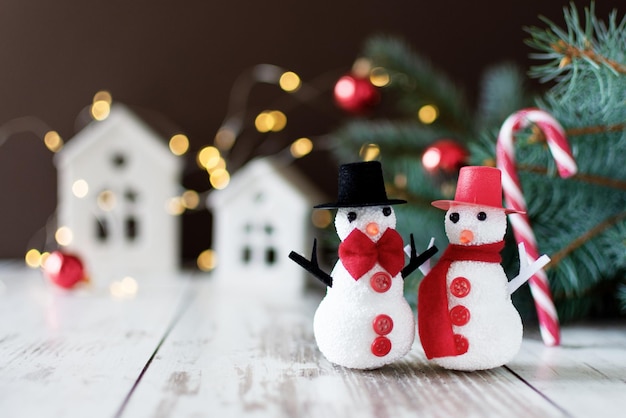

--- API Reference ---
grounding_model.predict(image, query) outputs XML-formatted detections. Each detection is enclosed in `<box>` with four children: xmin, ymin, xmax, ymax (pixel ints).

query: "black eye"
<box><xmin>477</xmin><ymin>212</ymin><xmax>487</xmax><ymax>221</ymax></box>
<box><xmin>347</xmin><ymin>212</ymin><xmax>357</xmax><ymax>222</ymax></box>
<box><xmin>382</xmin><ymin>207</ymin><xmax>391</xmax><ymax>217</ymax></box>
<box><xmin>449</xmin><ymin>212</ymin><xmax>460</xmax><ymax>223</ymax></box>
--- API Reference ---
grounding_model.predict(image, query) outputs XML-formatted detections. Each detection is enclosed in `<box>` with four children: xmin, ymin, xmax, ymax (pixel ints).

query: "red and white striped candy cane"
<box><xmin>496</xmin><ymin>107</ymin><xmax>577</xmax><ymax>346</ymax></box>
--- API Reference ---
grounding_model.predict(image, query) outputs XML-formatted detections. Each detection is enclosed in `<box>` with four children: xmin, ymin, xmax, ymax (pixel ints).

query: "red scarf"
<box><xmin>338</xmin><ymin>228</ymin><xmax>404</xmax><ymax>280</ymax></box>
<box><xmin>418</xmin><ymin>241</ymin><xmax>504</xmax><ymax>359</ymax></box>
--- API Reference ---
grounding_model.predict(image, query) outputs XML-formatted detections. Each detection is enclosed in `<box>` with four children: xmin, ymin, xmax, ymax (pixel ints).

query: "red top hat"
<box><xmin>431</xmin><ymin>166</ymin><xmax>523</xmax><ymax>214</ymax></box>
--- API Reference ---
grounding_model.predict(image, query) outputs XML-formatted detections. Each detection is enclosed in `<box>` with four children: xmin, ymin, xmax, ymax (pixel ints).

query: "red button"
<box><xmin>449</xmin><ymin>305</ymin><xmax>470</xmax><ymax>326</ymax></box>
<box><xmin>454</xmin><ymin>334</ymin><xmax>469</xmax><ymax>354</ymax></box>
<box><xmin>370</xmin><ymin>272</ymin><xmax>391</xmax><ymax>293</ymax></box>
<box><xmin>371</xmin><ymin>336</ymin><xmax>392</xmax><ymax>357</ymax></box>
<box><xmin>372</xmin><ymin>314</ymin><xmax>393</xmax><ymax>335</ymax></box>
<box><xmin>450</xmin><ymin>277</ymin><xmax>471</xmax><ymax>298</ymax></box>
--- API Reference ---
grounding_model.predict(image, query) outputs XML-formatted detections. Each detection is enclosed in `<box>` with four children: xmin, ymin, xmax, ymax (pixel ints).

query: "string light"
<box><xmin>370</xmin><ymin>67</ymin><xmax>390</xmax><ymax>87</ymax></box>
<box><xmin>197</xmin><ymin>146</ymin><xmax>221</xmax><ymax>170</ymax></box>
<box><xmin>290</xmin><ymin>137</ymin><xmax>313</xmax><ymax>158</ymax></box>
<box><xmin>359</xmin><ymin>143</ymin><xmax>380</xmax><ymax>161</ymax></box>
<box><xmin>55</xmin><ymin>226</ymin><xmax>73</xmax><ymax>246</ymax></box>
<box><xmin>25</xmin><ymin>249</ymin><xmax>42</xmax><ymax>268</ymax></box>
<box><xmin>197</xmin><ymin>249</ymin><xmax>217</xmax><ymax>271</ymax></box>
<box><xmin>44</xmin><ymin>131</ymin><xmax>63</xmax><ymax>152</ymax></box>
<box><xmin>418</xmin><ymin>104</ymin><xmax>439</xmax><ymax>124</ymax></box>
<box><xmin>165</xmin><ymin>197</ymin><xmax>185</xmax><ymax>215</ymax></box>
<box><xmin>279</xmin><ymin>71</ymin><xmax>301</xmax><ymax>92</ymax></box>
<box><xmin>209</xmin><ymin>168</ymin><xmax>230</xmax><ymax>190</ymax></box>
<box><xmin>254</xmin><ymin>110</ymin><xmax>287</xmax><ymax>133</ymax></box>
<box><xmin>181</xmin><ymin>190</ymin><xmax>200</xmax><ymax>209</ymax></box>
<box><xmin>311</xmin><ymin>209</ymin><xmax>332</xmax><ymax>229</ymax></box>
<box><xmin>71</xmin><ymin>179</ymin><xmax>89</xmax><ymax>198</ymax></box>
<box><xmin>169</xmin><ymin>134</ymin><xmax>189</xmax><ymax>156</ymax></box>
<box><xmin>91</xmin><ymin>90</ymin><xmax>112</xmax><ymax>121</ymax></box>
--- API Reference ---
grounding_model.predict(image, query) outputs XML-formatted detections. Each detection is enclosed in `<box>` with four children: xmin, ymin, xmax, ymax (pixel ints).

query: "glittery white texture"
<box><xmin>431</xmin><ymin>204</ymin><xmax>523</xmax><ymax>371</ymax></box>
<box><xmin>314</xmin><ymin>204</ymin><xmax>415</xmax><ymax>369</ymax></box>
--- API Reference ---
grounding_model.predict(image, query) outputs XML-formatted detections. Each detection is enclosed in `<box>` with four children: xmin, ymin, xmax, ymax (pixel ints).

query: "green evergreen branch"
<box><xmin>551</xmin><ymin>39</ymin><xmax>626</xmax><ymax>75</ymax></box>
<box><xmin>548</xmin><ymin>211</ymin><xmax>626</xmax><ymax>269</ymax></box>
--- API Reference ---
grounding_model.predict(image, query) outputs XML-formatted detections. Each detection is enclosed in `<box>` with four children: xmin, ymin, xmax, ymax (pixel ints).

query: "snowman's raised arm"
<box><xmin>289</xmin><ymin>239</ymin><xmax>333</xmax><ymax>287</ymax></box>
<box><xmin>507</xmin><ymin>242</ymin><xmax>551</xmax><ymax>295</ymax></box>
<box><xmin>401</xmin><ymin>234</ymin><xmax>438</xmax><ymax>279</ymax></box>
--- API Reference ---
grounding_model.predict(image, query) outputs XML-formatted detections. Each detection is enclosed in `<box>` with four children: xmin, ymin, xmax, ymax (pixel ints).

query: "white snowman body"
<box><xmin>313</xmin><ymin>205</ymin><xmax>415</xmax><ymax>369</ymax></box>
<box><xmin>432</xmin><ymin>204</ymin><xmax>522</xmax><ymax>371</ymax></box>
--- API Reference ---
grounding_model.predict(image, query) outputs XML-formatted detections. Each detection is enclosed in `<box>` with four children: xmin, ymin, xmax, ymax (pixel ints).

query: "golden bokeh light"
<box><xmin>44</xmin><ymin>131</ymin><xmax>64</xmax><ymax>152</ymax></box>
<box><xmin>93</xmin><ymin>90</ymin><xmax>112</xmax><ymax>104</ymax></box>
<box><xmin>370</xmin><ymin>67</ymin><xmax>390</xmax><ymax>87</ymax></box>
<box><xmin>165</xmin><ymin>197</ymin><xmax>185</xmax><ymax>215</ymax></box>
<box><xmin>359</xmin><ymin>143</ymin><xmax>380</xmax><ymax>161</ymax></box>
<box><xmin>352</xmin><ymin>57</ymin><xmax>372</xmax><ymax>78</ymax></box>
<box><xmin>197</xmin><ymin>146</ymin><xmax>221</xmax><ymax>170</ymax></box>
<box><xmin>55</xmin><ymin>226</ymin><xmax>73</xmax><ymax>246</ymax></box>
<box><xmin>25</xmin><ymin>249</ymin><xmax>42</xmax><ymax>268</ymax></box>
<box><xmin>91</xmin><ymin>100</ymin><xmax>111</xmax><ymax>121</ymax></box>
<box><xmin>97</xmin><ymin>190</ymin><xmax>116</xmax><ymax>211</ymax></box>
<box><xmin>290</xmin><ymin>137</ymin><xmax>313</xmax><ymax>158</ymax></box>
<box><xmin>169</xmin><ymin>134</ymin><xmax>189</xmax><ymax>156</ymax></box>
<box><xmin>254</xmin><ymin>110</ymin><xmax>287</xmax><ymax>133</ymax></box>
<box><xmin>197</xmin><ymin>249</ymin><xmax>217</xmax><ymax>272</ymax></box>
<box><xmin>418</xmin><ymin>104</ymin><xmax>439</xmax><ymax>125</ymax></box>
<box><xmin>72</xmin><ymin>179</ymin><xmax>89</xmax><ymax>198</ymax></box>
<box><xmin>279</xmin><ymin>71</ymin><xmax>301</xmax><ymax>92</ymax></box>
<box><xmin>181</xmin><ymin>190</ymin><xmax>200</xmax><ymax>209</ymax></box>
<box><xmin>209</xmin><ymin>168</ymin><xmax>230</xmax><ymax>190</ymax></box>
<box><xmin>215</xmin><ymin>127</ymin><xmax>236</xmax><ymax>150</ymax></box>
<box><xmin>311</xmin><ymin>209</ymin><xmax>332</xmax><ymax>229</ymax></box>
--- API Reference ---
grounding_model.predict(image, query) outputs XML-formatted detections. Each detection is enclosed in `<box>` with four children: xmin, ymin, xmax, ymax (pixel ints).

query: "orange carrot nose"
<box><xmin>460</xmin><ymin>229</ymin><xmax>474</xmax><ymax>244</ymax></box>
<box><xmin>366</xmin><ymin>222</ymin><xmax>380</xmax><ymax>237</ymax></box>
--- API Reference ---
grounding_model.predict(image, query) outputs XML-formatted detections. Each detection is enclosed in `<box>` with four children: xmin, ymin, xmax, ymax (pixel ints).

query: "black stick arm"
<box><xmin>401</xmin><ymin>234</ymin><xmax>438</xmax><ymax>279</ymax></box>
<box><xmin>288</xmin><ymin>239</ymin><xmax>333</xmax><ymax>287</ymax></box>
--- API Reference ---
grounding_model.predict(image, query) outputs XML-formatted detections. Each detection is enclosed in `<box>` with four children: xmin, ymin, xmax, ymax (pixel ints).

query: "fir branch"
<box><xmin>551</xmin><ymin>39</ymin><xmax>626</xmax><ymax>75</ymax></box>
<box><xmin>548</xmin><ymin>210</ymin><xmax>626</xmax><ymax>269</ymax></box>
<box><xmin>566</xmin><ymin>122</ymin><xmax>626</xmax><ymax>136</ymax></box>
<box><xmin>518</xmin><ymin>163</ymin><xmax>626</xmax><ymax>191</ymax></box>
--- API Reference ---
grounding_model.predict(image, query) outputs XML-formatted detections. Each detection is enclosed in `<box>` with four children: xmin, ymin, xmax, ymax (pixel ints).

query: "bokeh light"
<box><xmin>290</xmin><ymin>137</ymin><xmax>313</xmax><ymax>158</ymax></box>
<box><xmin>72</xmin><ymin>179</ymin><xmax>89</xmax><ymax>198</ymax></box>
<box><xmin>44</xmin><ymin>131</ymin><xmax>63</xmax><ymax>152</ymax></box>
<box><xmin>418</xmin><ymin>104</ymin><xmax>439</xmax><ymax>124</ymax></box>
<box><xmin>169</xmin><ymin>134</ymin><xmax>189</xmax><ymax>156</ymax></box>
<box><xmin>279</xmin><ymin>71</ymin><xmax>301</xmax><ymax>92</ymax></box>
<box><xmin>55</xmin><ymin>226</ymin><xmax>73</xmax><ymax>246</ymax></box>
<box><xmin>197</xmin><ymin>249</ymin><xmax>217</xmax><ymax>271</ymax></box>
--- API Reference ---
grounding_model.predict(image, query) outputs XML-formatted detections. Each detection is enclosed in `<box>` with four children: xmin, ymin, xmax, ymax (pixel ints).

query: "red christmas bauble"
<box><xmin>333</xmin><ymin>73</ymin><xmax>380</xmax><ymax>114</ymax></box>
<box><xmin>43</xmin><ymin>251</ymin><xmax>88</xmax><ymax>289</ymax></box>
<box><xmin>422</xmin><ymin>139</ymin><xmax>469</xmax><ymax>174</ymax></box>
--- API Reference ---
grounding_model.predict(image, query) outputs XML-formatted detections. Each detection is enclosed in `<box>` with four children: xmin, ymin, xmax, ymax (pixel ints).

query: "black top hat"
<box><xmin>314</xmin><ymin>161</ymin><xmax>406</xmax><ymax>209</ymax></box>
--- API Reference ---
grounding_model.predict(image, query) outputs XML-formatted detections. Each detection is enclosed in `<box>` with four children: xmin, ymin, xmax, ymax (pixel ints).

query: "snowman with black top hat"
<box><xmin>290</xmin><ymin>161</ymin><xmax>437</xmax><ymax>369</ymax></box>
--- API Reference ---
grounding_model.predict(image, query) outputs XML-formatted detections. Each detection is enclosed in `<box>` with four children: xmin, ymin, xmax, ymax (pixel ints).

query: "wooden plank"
<box><xmin>0</xmin><ymin>263</ymin><xmax>190</xmax><ymax>418</ymax></box>
<box><xmin>123</xmin><ymin>279</ymin><xmax>564</xmax><ymax>418</ymax></box>
<box><xmin>507</xmin><ymin>320</ymin><xmax>626</xmax><ymax>417</ymax></box>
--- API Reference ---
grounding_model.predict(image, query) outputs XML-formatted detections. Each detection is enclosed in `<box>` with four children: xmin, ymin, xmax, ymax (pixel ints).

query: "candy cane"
<box><xmin>496</xmin><ymin>107</ymin><xmax>577</xmax><ymax>347</ymax></box>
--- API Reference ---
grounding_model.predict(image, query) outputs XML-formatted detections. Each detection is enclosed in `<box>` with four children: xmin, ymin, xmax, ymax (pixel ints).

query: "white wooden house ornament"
<box><xmin>55</xmin><ymin>104</ymin><xmax>182</xmax><ymax>282</ymax></box>
<box><xmin>207</xmin><ymin>157</ymin><xmax>324</xmax><ymax>297</ymax></box>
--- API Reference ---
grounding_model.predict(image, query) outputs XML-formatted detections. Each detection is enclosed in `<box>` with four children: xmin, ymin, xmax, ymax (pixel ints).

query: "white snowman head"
<box><xmin>444</xmin><ymin>204</ymin><xmax>507</xmax><ymax>246</ymax></box>
<box><xmin>431</xmin><ymin>166</ymin><xmax>521</xmax><ymax>246</ymax></box>
<box><xmin>335</xmin><ymin>205</ymin><xmax>397</xmax><ymax>242</ymax></box>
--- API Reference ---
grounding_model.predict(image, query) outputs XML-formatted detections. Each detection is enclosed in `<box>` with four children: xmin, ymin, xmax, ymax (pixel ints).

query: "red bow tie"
<box><xmin>338</xmin><ymin>228</ymin><xmax>405</xmax><ymax>280</ymax></box>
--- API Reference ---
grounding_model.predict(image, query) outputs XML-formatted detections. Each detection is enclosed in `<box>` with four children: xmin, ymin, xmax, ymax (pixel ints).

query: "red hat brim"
<box><xmin>431</xmin><ymin>199</ymin><xmax>524</xmax><ymax>215</ymax></box>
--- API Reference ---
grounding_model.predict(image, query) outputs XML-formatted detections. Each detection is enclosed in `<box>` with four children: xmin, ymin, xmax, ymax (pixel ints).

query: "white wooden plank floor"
<box><xmin>1</xmin><ymin>264</ymin><xmax>624</xmax><ymax>418</ymax></box>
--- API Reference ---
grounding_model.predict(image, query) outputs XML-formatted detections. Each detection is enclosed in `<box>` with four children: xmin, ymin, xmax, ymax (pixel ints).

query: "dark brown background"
<box><xmin>0</xmin><ymin>0</ymin><xmax>620</xmax><ymax>262</ymax></box>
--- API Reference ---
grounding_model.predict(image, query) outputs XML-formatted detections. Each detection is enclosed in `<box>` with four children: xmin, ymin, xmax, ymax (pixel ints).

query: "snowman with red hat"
<box><xmin>290</xmin><ymin>161</ymin><xmax>437</xmax><ymax>369</ymax></box>
<box><xmin>418</xmin><ymin>166</ymin><xmax>550</xmax><ymax>371</ymax></box>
